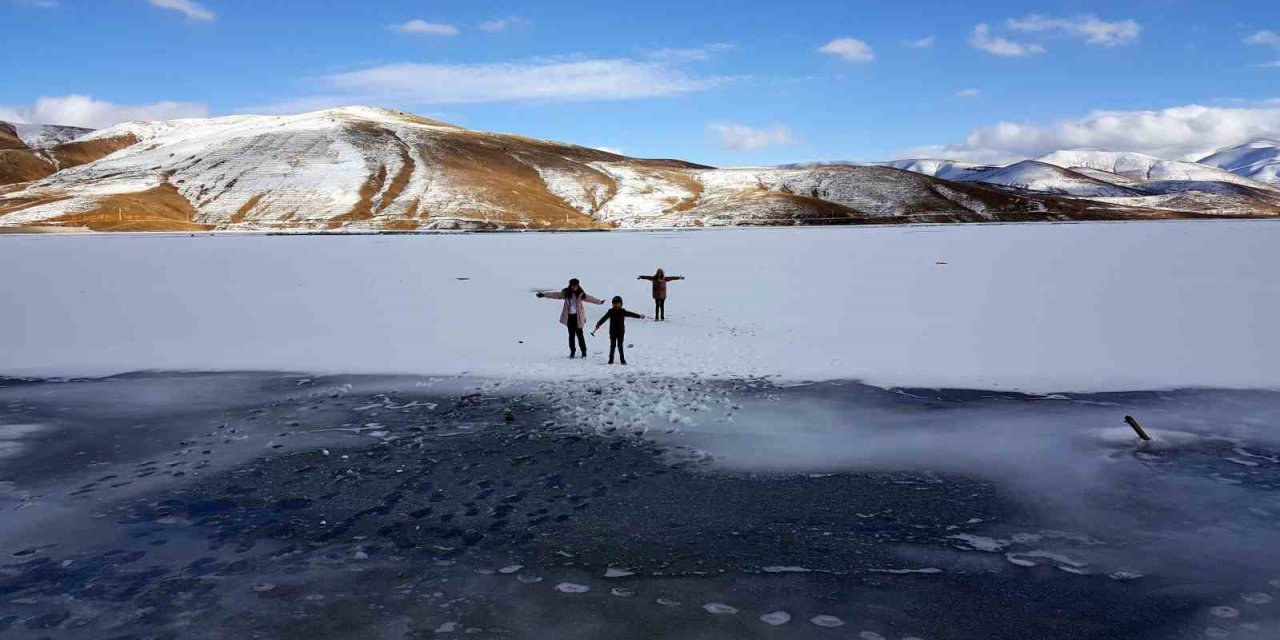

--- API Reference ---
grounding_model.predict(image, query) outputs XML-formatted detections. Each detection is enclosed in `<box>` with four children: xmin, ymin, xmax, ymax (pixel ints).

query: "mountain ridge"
<box><xmin>2</xmin><ymin>107</ymin><xmax>1278</xmax><ymax>231</ymax></box>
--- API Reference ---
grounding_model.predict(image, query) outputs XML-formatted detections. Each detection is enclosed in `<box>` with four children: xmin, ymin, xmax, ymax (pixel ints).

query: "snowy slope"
<box><xmin>10</xmin><ymin>123</ymin><xmax>92</xmax><ymax>149</ymax></box>
<box><xmin>953</xmin><ymin>160</ymin><xmax>1142</xmax><ymax>197</ymax></box>
<box><xmin>1036</xmin><ymin>149</ymin><xmax>1274</xmax><ymax>190</ymax></box>
<box><xmin>2</xmin><ymin>222</ymin><xmax>1278</xmax><ymax>393</ymax></box>
<box><xmin>1199</xmin><ymin>139</ymin><xmax>1280</xmax><ymax>186</ymax></box>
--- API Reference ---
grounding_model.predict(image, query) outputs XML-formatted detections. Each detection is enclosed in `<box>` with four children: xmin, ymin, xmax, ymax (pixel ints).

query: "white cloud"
<box><xmin>0</xmin><ymin>95</ymin><xmax>208</xmax><ymax>128</ymax></box>
<box><xmin>955</xmin><ymin>88</ymin><xmax>981</xmax><ymax>98</ymax></box>
<box><xmin>1261</xmin><ymin>60</ymin><xmax>1280</xmax><ymax>69</ymax></box>
<box><xmin>902</xmin><ymin>36</ymin><xmax>935</xmax><ymax>49</ymax></box>
<box><xmin>708</xmin><ymin>123</ymin><xmax>800</xmax><ymax>150</ymax></box>
<box><xmin>392</xmin><ymin>20</ymin><xmax>459</xmax><ymax>36</ymax></box>
<box><xmin>479</xmin><ymin>16</ymin><xmax>527</xmax><ymax>33</ymax></box>
<box><xmin>148</xmin><ymin>0</ymin><xmax>215</xmax><ymax>22</ymax></box>
<box><xmin>969</xmin><ymin>23</ymin><xmax>1045</xmax><ymax>57</ymax></box>
<box><xmin>818</xmin><ymin>38</ymin><xmax>875</xmax><ymax>62</ymax></box>
<box><xmin>1245</xmin><ymin>30</ymin><xmax>1280</xmax><ymax>47</ymax></box>
<box><xmin>322</xmin><ymin>58</ymin><xmax>722</xmax><ymax>104</ymax></box>
<box><xmin>1006</xmin><ymin>14</ymin><xmax>1140</xmax><ymax>46</ymax></box>
<box><xmin>902</xmin><ymin>102</ymin><xmax>1280</xmax><ymax>164</ymax></box>
<box><xmin>645</xmin><ymin>43</ymin><xmax>735</xmax><ymax>63</ymax></box>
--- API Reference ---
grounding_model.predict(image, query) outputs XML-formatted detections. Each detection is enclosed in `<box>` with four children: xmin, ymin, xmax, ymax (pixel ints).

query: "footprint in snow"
<box><xmin>556</xmin><ymin>583</ymin><xmax>590</xmax><ymax>594</ymax></box>
<box><xmin>759</xmin><ymin>611</ymin><xmax>791</xmax><ymax>625</ymax></box>
<box><xmin>702</xmin><ymin>603</ymin><xmax>738</xmax><ymax>615</ymax></box>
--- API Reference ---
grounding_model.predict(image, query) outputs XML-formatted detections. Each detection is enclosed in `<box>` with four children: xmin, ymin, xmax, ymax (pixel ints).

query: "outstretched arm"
<box><xmin>592</xmin><ymin>310</ymin><xmax>611</xmax><ymax>334</ymax></box>
<box><xmin>538</xmin><ymin>291</ymin><xmax>565</xmax><ymax>300</ymax></box>
<box><xmin>584</xmin><ymin>294</ymin><xmax>605</xmax><ymax>305</ymax></box>
<box><xmin>665</xmin><ymin>276</ymin><xmax>684</xmax><ymax>282</ymax></box>
<box><xmin>638</xmin><ymin>275</ymin><xmax>655</xmax><ymax>281</ymax></box>
<box><xmin>624</xmin><ymin>310</ymin><xmax>645</xmax><ymax>319</ymax></box>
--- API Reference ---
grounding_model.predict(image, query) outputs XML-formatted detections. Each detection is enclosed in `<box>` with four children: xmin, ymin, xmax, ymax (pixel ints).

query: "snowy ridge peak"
<box><xmin>1035</xmin><ymin>149</ymin><xmax>1273</xmax><ymax>190</ymax></box>
<box><xmin>878</xmin><ymin>159</ymin><xmax>989</xmax><ymax>181</ymax></box>
<box><xmin>1198</xmin><ymin>139</ymin><xmax>1280</xmax><ymax>186</ymax></box>
<box><xmin>954</xmin><ymin>160</ymin><xmax>1142</xmax><ymax>197</ymax></box>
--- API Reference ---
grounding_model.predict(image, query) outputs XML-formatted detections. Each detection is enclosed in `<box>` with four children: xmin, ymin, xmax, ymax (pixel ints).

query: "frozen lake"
<box><xmin>1</xmin><ymin>222</ymin><xmax>1278</xmax><ymax>638</ymax></box>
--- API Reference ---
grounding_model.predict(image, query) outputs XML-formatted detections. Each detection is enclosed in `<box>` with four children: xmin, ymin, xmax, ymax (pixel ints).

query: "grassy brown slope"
<box><xmin>414</xmin><ymin>133</ymin><xmax>609</xmax><ymax>229</ymax></box>
<box><xmin>0</xmin><ymin>149</ymin><xmax>56</xmax><ymax>185</ymax></box>
<box><xmin>47</xmin><ymin>134</ymin><xmax>139</xmax><ymax>170</ymax></box>
<box><xmin>46</xmin><ymin>184</ymin><xmax>213</xmax><ymax>232</ymax></box>
<box><xmin>0</xmin><ymin>123</ymin><xmax>28</xmax><ymax>151</ymax></box>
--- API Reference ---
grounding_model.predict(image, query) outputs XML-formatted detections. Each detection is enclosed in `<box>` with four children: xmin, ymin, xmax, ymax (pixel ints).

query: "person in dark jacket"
<box><xmin>637</xmin><ymin>268</ymin><xmax>685</xmax><ymax>321</ymax></box>
<box><xmin>536</xmin><ymin>279</ymin><xmax>604</xmax><ymax>358</ymax></box>
<box><xmin>592</xmin><ymin>296</ymin><xmax>645</xmax><ymax>365</ymax></box>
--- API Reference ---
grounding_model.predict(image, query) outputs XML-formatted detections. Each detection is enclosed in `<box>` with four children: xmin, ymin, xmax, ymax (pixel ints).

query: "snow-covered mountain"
<box><xmin>1</xmin><ymin>120</ymin><xmax>123</xmax><ymax>186</ymax></box>
<box><xmin>1199</xmin><ymin>139</ymin><xmax>1280</xmax><ymax>186</ymax></box>
<box><xmin>0</xmin><ymin>107</ymin><xmax>1139</xmax><ymax>232</ymax></box>
<box><xmin>2</xmin><ymin>108</ymin><xmax>1280</xmax><ymax>232</ymax></box>
<box><xmin>951</xmin><ymin>160</ymin><xmax>1143</xmax><ymax>197</ymax></box>
<box><xmin>876</xmin><ymin>159</ymin><xmax>988</xmax><ymax>181</ymax></box>
<box><xmin>1034</xmin><ymin>149</ymin><xmax>1268</xmax><ymax>189</ymax></box>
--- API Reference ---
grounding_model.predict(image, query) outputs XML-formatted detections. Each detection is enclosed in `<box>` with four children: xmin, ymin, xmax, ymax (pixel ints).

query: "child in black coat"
<box><xmin>592</xmin><ymin>296</ymin><xmax>645</xmax><ymax>365</ymax></box>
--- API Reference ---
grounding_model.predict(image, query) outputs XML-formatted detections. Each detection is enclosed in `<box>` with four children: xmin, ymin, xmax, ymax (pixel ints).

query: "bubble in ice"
<box><xmin>435</xmin><ymin>622</ymin><xmax>461</xmax><ymax>633</ymax></box>
<box><xmin>497</xmin><ymin>565</ymin><xmax>523</xmax><ymax>574</ymax></box>
<box><xmin>858</xmin><ymin>632</ymin><xmax>886</xmax><ymax>640</ymax></box>
<box><xmin>252</xmin><ymin>583</ymin><xmax>276</xmax><ymax>592</ymax></box>
<box><xmin>610</xmin><ymin>587</ymin><xmax>635</xmax><ymax>597</ymax></box>
<box><xmin>1109</xmin><ymin>571</ymin><xmax>1144</xmax><ymax>581</ymax></box>
<box><xmin>556</xmin><ymin>582</ymin><xmax>590</xmax><ymax>594</ymax></box>
<box><xmin>810</xmin><ymin>615</ymin><xmax>845</xmax><ymax>628</ymax></box>
<box><xmin>656</xmin><ymin>598</ymin><xmax>681</xmax><ymax>607</ymax></box>
<box><xmin>1209</xmin><ymin>606</ymin><xmax>1240</xmax><ymax>618</ymax></box>
<box><xmin>703</xmin><ymin>602</ymin><xmax>738</xmax><ymax>614</ymax></box>
<box><xmin>516</xmin><ymin>575</ymin><xmax>543</xmax><ymax>584</ymax></box>
<box><xmin>759</xmin><ymin>611</ymin><xmax>791</xmax><ymax>625</ymax></box>
<box><xmin>605</xmin><ymin>567</ymin><xmax>635</xmax><ymax>578</ymax></box>
<box><xmin>1242</xmin><ymin>592</ymin><xmax>1274</xmax><ymax>604</ymax></box>
<box><xmin>1204</xmin><ymin>628</ymin><xmax>1230</xmax><ymax>638</ymax></box>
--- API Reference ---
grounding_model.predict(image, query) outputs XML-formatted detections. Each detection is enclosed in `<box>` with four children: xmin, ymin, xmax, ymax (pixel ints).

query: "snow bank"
<box><xmin>1</xmin><ymin>221</ymin><xmax>1278</xmax><ymax>392</ymax></box>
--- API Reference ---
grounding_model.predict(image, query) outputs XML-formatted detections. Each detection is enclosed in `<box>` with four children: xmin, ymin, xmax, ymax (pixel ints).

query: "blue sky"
<box><xmin>3</xmin><ymin>0</ymin><xmax>1279</xmax><ymax>166</ymax></box>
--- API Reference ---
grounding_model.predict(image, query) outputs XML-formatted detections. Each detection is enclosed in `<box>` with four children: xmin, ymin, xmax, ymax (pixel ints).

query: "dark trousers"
<box><xmin>654</xmin><ymin>299</ymin><xmax>665</xmax><ymax>320</ymax></box>
<box><xmin>566</xmin><ymin>316</ymin><xmax>586</xmax><ymax>355</ymax></box>
<box><xmin>608</xmin><ymin>333</ymin><xmax>626</xmax><ymax>363</ymax></box>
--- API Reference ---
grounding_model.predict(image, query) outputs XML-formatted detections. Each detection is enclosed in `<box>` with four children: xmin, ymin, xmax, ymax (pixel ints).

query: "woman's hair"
<box><xmin>562</xmin><ymin>278</ymin><xmax>586</xmax><ymax>298</ymax></box>
<box><xmin>655</xmin><ymin>268</ymin><xmax>664</xmax><ymax>277</ymax></box>
<box><xmin>612</xmin><ymin>296</ymin><xmax>623</xmax><ymax>304</ymax></box>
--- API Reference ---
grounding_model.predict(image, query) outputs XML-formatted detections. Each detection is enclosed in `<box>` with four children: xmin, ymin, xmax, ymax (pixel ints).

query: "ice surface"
<box><xmin>2</xmin><ymin>222</ymin><xmax>1279</xmax><ymax>394</ymax></box>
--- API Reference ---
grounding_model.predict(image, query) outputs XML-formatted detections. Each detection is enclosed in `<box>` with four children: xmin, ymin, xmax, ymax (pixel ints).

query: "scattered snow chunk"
<box><xmin>759</xmin><ymin>611</ymin><xmax>791</xmax><ymax>625</ymax></box>
<box><xmin>702</xmin><ymin>602</ymin><xmax>738</xmax><ymax>614</ymax></box>
<box><xmin>810</xmin><ymin>615</ymin><xmax>845</xmax><ymax>628</ymax></box>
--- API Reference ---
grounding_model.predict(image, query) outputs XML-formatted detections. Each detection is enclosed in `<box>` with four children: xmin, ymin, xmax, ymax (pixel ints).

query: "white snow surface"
<box><xmin>2</xmin><ymin>222</ymin><xmax>1278</xmax><ymax>393</ymax></box>
<box><xmin>1199</xmin><ymin>139</ymin><xmax>1280</xmax><ymax>186</ymax></box>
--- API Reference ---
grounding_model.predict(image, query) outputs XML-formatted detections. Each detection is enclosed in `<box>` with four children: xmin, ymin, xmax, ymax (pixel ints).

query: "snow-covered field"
<box><xmin>2</xmin><ymin>221</ymin><xmax>1278</xmax><ymax>392</ymax></box>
